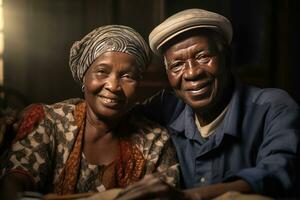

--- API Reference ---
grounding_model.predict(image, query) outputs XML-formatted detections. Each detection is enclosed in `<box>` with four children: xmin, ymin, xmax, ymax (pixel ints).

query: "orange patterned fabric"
<box><xmin>116</xmin><ymin>139</ymin><xmax>146</xmax><ymax>188</ymax></box>
<box><xmin>100</xmin><ymin>162</ymin><xmax>117</xmax><ymax>189</ymax></box>
<box><xmin>12</xmin><ymin>104</ymin><xmax>45</xmax><ymax>144</ymax></box>
<box><xmin>54</xmin><ymin>102</ymin><xmax>86</xmax><ymax>195</ymax></box>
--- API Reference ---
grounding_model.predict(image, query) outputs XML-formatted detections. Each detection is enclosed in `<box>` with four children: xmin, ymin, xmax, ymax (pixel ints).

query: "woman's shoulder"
<box><xmin>42</xmin><ymin>98</ymin><xmax>84</xmax><ymax>118</ymax></box>
<box><xmin>14</xmin><ymin>98</ymin><xmax>83</xmax><ymax>137</ymax></box>
<box><xmin>13</xmin><ymin>98</ymin><xmax>84</xmax><ymax>142</ymax></box>
<box><xmin>45</xmin><ymin>98</ymin><xmax>83</xmax><ymax>110</ymax></box>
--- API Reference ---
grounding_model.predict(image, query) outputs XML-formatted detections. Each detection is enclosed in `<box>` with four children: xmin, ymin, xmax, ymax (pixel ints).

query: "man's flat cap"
<box><xmin>149</xmin><ymin>8</ymin><xmax>233</xmax><ymax>55</ymax></box>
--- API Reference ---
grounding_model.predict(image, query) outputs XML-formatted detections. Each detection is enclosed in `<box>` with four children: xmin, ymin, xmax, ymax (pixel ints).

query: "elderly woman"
<box><xmin>0</xmin><ymin>25</ymin><xmax>179</xmax><ymax>198</ymax></box>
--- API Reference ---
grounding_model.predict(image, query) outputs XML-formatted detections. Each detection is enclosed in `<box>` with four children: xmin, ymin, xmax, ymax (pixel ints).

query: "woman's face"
<box><xmin>84</xmin><ymin>51</ymin><xmax>141</xmax><ymax>120</ymax></box>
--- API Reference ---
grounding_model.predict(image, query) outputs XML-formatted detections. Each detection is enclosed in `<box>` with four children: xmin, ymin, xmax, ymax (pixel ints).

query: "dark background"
<box><xmin>2</xmin><ymin>0</ymin><xmax>300</xmax><ymax>111</ymax></box>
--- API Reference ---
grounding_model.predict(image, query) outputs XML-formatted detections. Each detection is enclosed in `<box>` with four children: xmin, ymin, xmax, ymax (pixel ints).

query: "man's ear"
<box><xmin>163</xmin><ymin>56</ymin><xmax>169</xmax><ymax>70</ymax></box>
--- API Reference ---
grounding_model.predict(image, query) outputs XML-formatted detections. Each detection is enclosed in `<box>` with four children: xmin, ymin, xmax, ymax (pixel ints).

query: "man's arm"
<box><xmin>115</xmin><ymin>175</ymin><xmax>251</xmax><ymax>200</ymax></box>
<box><xmin>233</xmin><ymin>91</ymin><xmax>300</xmax><ymax>196</ymax></box>
<box><xmin>134</xmin><ymin>89</ymin><xmax>184</xmax><ymax>126</ymax></box>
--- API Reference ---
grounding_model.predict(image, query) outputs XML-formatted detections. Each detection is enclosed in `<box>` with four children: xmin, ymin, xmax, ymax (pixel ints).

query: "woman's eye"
<box><xmin>123</xmin><ymin>74</ymin><xmax>132</xmax><ymax>79</ymax></box>
<box><xmin>96</xmin><ymin>69</ymin><xmax>106</xmax><ymax>75</ymax></box>
<box><xmin>122</xmin><ymin>73</ymin><xmax>136</xmax><ymax>81</ymax></box>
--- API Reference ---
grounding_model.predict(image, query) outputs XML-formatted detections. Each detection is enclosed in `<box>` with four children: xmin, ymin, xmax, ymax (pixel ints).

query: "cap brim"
<box><xmin>156</xmin><ymin>25</ymin><xmax>220</xmax><ymax>54</ymax></box>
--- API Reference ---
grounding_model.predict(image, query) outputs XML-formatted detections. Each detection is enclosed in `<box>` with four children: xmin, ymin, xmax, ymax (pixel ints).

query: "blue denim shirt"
<box><xmin>136</xmin><ymin>82</ymin><xmax>300</xmax><ymax>197</ymax></box>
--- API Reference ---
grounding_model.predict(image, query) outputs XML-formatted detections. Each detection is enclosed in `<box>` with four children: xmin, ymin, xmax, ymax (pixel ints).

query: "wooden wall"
<box><xmin>2</xmin><ymin>0</ymin><xmax>299</xmax><ymax>110</ymax></box>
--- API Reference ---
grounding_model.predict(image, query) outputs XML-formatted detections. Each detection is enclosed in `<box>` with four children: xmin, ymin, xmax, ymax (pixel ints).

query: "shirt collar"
<box><xmin>168</xmin><ymin>79</ymin><xmax>243</xmax><ymax>139</ymax></box>
<box><xmin>195</xmin><ymin>105</ymin><xmax>229</xmax><ymax>138</ymax></box>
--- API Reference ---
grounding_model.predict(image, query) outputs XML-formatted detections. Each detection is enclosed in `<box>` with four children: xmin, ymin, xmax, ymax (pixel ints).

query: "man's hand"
<box><xmin>115</xmin><ymin>175</ymin><xmax>190</xmax><ymax>200</ymax></box>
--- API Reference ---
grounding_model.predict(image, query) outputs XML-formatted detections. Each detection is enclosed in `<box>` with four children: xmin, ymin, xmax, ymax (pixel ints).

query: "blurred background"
<box><xmin>0</xmin><ymin>0</ymin><xmax>299</xmax><ymax>112</ymax></box>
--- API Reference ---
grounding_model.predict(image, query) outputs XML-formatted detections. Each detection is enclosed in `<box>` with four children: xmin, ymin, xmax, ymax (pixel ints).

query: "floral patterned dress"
<box><xmin>1</xmin><ymin>99</ymin><xmax>179</xmax><ymax>194</ymax></box>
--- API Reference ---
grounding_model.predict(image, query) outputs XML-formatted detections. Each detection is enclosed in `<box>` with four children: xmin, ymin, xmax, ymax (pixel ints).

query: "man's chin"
<box><xmin>185</xmin><ymin>98</ymin><xmax>212</xmax><ymax>112</ymax></box>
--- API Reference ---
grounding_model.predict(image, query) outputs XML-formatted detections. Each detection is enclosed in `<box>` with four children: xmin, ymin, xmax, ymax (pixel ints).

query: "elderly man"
<box><xmin>116</xmin><ymin>8</ymin><xmax>300</xmax><ymax>200</ymax></box>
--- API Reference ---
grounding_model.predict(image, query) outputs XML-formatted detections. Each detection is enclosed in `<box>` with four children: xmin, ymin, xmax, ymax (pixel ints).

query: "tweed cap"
<box><xmin>149</xmin><ymin>8</ymin><xmax>233</xmax><ymax>55</ymax></box>
<box><xmin>70</xmin><ymin>25</ymin><xmax>151</xmax><ymax>84</ymax></box>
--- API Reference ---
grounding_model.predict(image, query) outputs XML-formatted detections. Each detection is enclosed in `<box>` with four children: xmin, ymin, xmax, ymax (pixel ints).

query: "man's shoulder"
<box><xmin>241</xmin><ymin>84</ymin><xmax>298</xmax><ymax>108</ymax></box>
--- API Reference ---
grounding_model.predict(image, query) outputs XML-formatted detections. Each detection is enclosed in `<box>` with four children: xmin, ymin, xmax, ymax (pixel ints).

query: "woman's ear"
<box><xmin>81</xmin><ymin>77</ymin><xmax>86</xmax><ymax>92</ymax></box>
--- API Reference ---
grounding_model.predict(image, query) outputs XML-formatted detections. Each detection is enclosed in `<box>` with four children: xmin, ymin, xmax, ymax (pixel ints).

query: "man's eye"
<box><xmin>199</xmin><ymin>57</ymin><xmax>210</xmax><ymax>64</ymax></box>
<box><xmin>196</xmin><ymin>54</ymin><xmax>212</xmax><ymax>64</ymax></box>
<box><xmin>169</xmin><ymin>62</ymin><xmax>184</xmax><ymax>72</ymax></box>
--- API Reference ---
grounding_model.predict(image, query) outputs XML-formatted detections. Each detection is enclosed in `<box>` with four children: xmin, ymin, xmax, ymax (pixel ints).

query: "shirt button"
<box><xmin>200</xmin><ymin>177</ymin><xmax>205</xmax><ymax>183</ymax></box>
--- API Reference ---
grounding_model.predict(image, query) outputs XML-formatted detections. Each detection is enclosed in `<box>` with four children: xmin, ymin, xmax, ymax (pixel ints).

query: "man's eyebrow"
<box><xmin>194</xmin><ymin>46</ymin><xmax>211</xmax><ymax>52</ymax></box>
<box><xmin>167</xmin><ymin>57</ymin><xmax>185</xmax><ymax>65</ymax></box>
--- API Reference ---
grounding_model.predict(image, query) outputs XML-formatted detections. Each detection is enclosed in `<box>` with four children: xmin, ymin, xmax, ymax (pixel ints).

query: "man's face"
<box><xmin>164</xmin><ymin>34</ymin><xmax>231</xmax><ymax>113</ymax></box>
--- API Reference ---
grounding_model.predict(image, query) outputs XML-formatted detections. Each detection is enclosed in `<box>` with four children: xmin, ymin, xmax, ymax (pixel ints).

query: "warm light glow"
<box><xmin>0</xmin><ymin>59</ymin><xmax>3</xmax><ymax>86</ymax></box>
<box><xmin>0</xmin><ymin>0</ymin><xmax>3</xmax><ymax>86</ymax></box>
<box><xmin>0</xmin><ymin>7</ymin><xmax>3</xmax><ymax>31</ymax></box>
<box><xmin>0</xmin><ymin>33</ymin><xmax>3</xmax><ymax>54</ymax></box>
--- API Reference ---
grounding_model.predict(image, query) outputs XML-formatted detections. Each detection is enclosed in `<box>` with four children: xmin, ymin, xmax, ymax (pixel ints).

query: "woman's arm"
<box><xmin>1</xmin><ymin>104</ymin><xmax>52</xmax><ymax>194</ymax></box>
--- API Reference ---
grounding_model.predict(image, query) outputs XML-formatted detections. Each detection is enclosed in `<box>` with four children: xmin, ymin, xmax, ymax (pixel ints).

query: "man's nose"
<box><xmin>183</xmin><ymin>59</ymin><xmax>203</xmax><ymax>80</ymax></box>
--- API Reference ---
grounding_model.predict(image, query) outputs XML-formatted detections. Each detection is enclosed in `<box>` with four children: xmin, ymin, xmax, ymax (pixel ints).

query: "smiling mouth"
<box><xmin>98</xmin><ymin>95</ymin><xmax>124</xmax><ymax>106</ymax></box>
<box><xmin>190</xmin><ymin>87</ymin><xmax>208</xmax><ymax>94</ymax></box>
<box><xmin>186</xmin><ymin>81</ymin><xmax>212</xmax><ymax>96</ymax></box>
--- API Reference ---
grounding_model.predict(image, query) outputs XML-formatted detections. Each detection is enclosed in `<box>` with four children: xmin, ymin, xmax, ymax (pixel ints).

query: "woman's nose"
<box><xmin>183</xmin><ymin>59</ymin><xmax>204</xmax><ymax>80</ymax></box>
<box><xmin>105</xmin><ymin>75</ymin><xmax>121</xmax><ymax>92</ymax></box>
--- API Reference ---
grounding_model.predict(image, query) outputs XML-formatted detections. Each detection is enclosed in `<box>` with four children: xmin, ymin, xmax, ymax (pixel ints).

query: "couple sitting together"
<box><xmin>0</xmin><ymin>8</ymin><xmax>299</xmax><ymax>200</ymax></box>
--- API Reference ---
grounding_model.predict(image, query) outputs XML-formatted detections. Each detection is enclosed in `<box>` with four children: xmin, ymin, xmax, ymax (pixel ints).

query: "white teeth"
<box><xmin>101</xmin><ymin>97</ymin><xmax>117</xmax><ymax>103</ymax></box>
<box><xmin>190</xmin><ymin>88</ymin><xmax>206</xmax><ymax>94</ymax></box>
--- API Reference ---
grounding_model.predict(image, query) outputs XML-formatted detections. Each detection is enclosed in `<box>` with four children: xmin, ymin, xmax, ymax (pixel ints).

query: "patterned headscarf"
<box><xmin>69</xmin><ymin>25</ymin><xmax>151</xmax><ymax>84</ymax></box>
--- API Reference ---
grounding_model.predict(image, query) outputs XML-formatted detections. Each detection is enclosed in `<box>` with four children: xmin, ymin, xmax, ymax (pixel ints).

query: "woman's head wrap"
<box><xmin>69</xmin><ymin>25</ymin><xmax>151</xmax><ymax>84</ymax></box>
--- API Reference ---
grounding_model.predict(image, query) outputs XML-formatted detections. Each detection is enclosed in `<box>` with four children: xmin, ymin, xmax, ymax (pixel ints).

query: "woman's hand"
<box><xmin>115</xmin><ymin>175</ymin><xmax>190</xmax><ymax>200</ymax></box>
